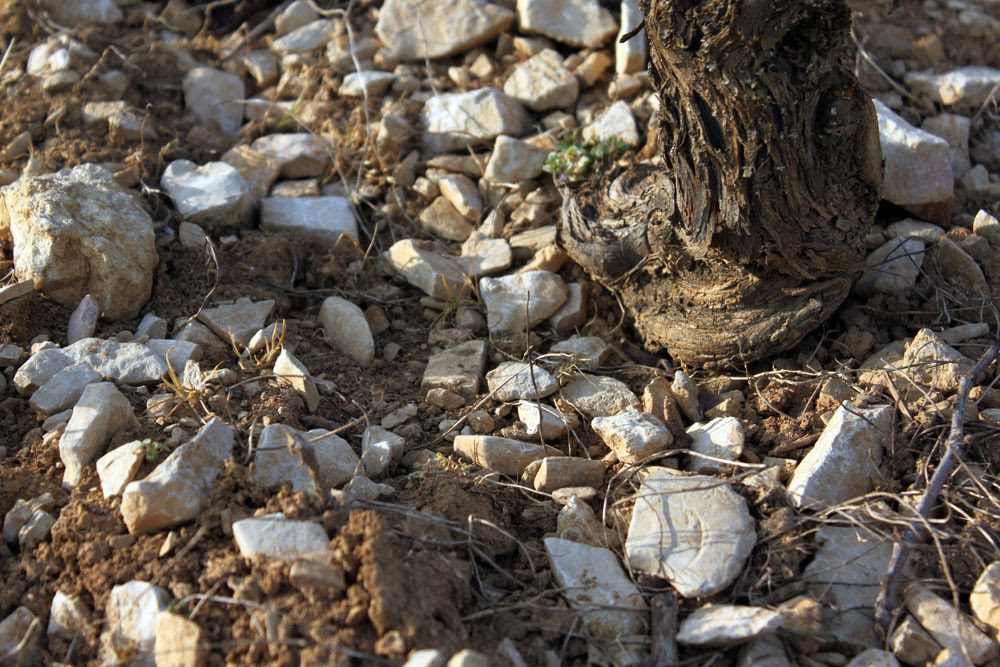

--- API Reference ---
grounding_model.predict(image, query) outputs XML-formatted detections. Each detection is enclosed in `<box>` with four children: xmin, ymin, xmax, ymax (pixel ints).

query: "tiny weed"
<box><xmin>141</xmin><ymin>438</ymin><xmax>170</xmax><ymax>463</ymax></box>
<box><xmin>543</xmin><ymin>132</ymin><xmax>630</xmax><ymax>183</ymax></box>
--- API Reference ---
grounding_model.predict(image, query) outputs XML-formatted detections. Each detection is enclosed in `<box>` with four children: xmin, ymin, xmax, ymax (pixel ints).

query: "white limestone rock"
<box><xmin>59</xmin><ymin>382</ymin><xmax>133</xmax><ymax>489</ymax></box>
<box><xmin>885</xmin><ymin>219</ymin><xmax>945</xmax><ymax>243</ymax></box>
<box><xmin>421</xmin><ymin>88</ymin><xmax>531</xmax><ymax>153</ymax></box>
<box><xmin>384</xmin><ymin>239</ymin><xmax>473</xmax><ymax>300</ymax></box>
<box><xmin>96</xmin><ymin>440</ymin><xmax>145</xmax><ymax>498</ymax></box>
<box><xmin>454</xmin><ymin>435</ymin><xmax>551</xmax><ymax>476</ymax></box>
<box><xmin>686</xmin><ymin>417</ymin><xmax>745</xmax><ymax>474</ymax></box>
<box><xmin>273</xmin><ymin>347</ymin><xmax>320</xmax><ymax>412</ymax></box>
<box><xmin>40</xmin><ymin>0</ymin><xmax>122</xmax><ymax>24</ymax></box>
<box><xmin>973</xmin><ymin>209</ymin><xmax>1000</xmax><ymax>248</ymax></box>
<box><xmin>260</xmin><ymin>196</ymin><xmax>357</xmax><ymax>248</ymax></box>
<box><xmin>518</xmin><ymin>401</ymin><xmax>579</xmax><ymax>440</ymax></box>
<box><xmin>854</xmin><ymin>237</ymin><xmax>926</xmax><ymax>298</ymax></box>
<box><xmin>160</xmin><ymin>159</ymin><xmax>252</xmax><ymax>229</ymax></box>
<box><xmin>874</xmin><ymin>99</ymin><xmax>953</xmax><ymax>223</ymax></box>
<box><xmin>0</xmin><ymin>607</ymin><xmax>42</xmax><ymax>665</ymax></box>
<box><xmin>550</xmin><ymin>336</ymin><xmax>608</xmax><ymax>370</ymax></box>
<box><xmin>376</xmin><ymin>0</ymin><xmax>514</xmax><ymax>61</ymax></box>
<box><xmin>182</xmin><ymin>67</ymin><xmax>244</xmax><ymax>135</ymax></box>
<box><xmin>922</xmin><ymin>113</ymin><xmax>972</xmax><ymax>178</ymax></box>
<box><xmin>533</xmin><ymin>456</ymin><xmax>605</xmax><ymax>492</ymax></box>
<box><xmin>479</xmin><ymin>270</ymin><xmax>568</xmax><ymax>334</ymax></box>
<box><xmin>905</xmin><ymin>584</ymin><xmax>999</xmax><ymax>664</ymax></box>
<box><xmin>901</xmin><ymin>328</ymin><xmax>973</xmax><ymax>393</ymax></box>
<box><xmin>119</xmin><ymin>419</ymin><xmax>233</xmax><ymax>534</ymax></box>
<box><xmin>971</xmin><ymin>561</ymin><xmax>1000</xmax><ymax>636</ymax></box>
<box><xmin>233</xmin><ymin>514</ymin><xmax>331</xmax><ymax>561</ymax></box>
<box><xmin>560</xmin><ymin>373</ymin><xmax>639</xmax><ymax>418</ymax></box>
<box><xmin>270</xmin><ymin>19</ymin><xmax>336</xmax><ymax>55</ymax></box>
<box><xmin>252</xmin><ymin>424</ymin><xmax>360</xmax><ymax>494</ymax></box>
<box><xmin>361</xmin><ymin>426</ymin><xmax>406</xmax><ymax>478</ymax></box>
<box><xmin>517</xmin><ymin>0</ymin><xmax>618</xmax><ymax>48</ymax></box>
<box><xmin>101</xmin><ymin>581</ymin><xmax>169</xmax><ymax>665</ymax></box>
<box><xmin>47</xmin><ymin>591</ymin><xmax>92</xmax><ymax>641</ymax></box>
<box><xmin>485</xmin><ymin>361</ymin><xmax>558</xmax><ymax>401</ymax></box>
<box><xmin>845</xmin><ymin>649</ymin><xmax>901</xmax><ymax>667</ymax></box>
<box><xmin>677</xmin><ymin>605</ymin><xmax>783</xmax><ymax>648</ymax></box>
<box><xmin>340</xmin><ymin>71</ymin><xmax>396</xmax><ymax>97</ymax></box>
<box><xmin>626</xmin><ymin>467</ymin><xmax>755</xmax><ymax>597</ymax></box>
<box><xmin>421</xmin><ymin>339</ymin><xmax>488</xmax><ymax>401</ymax></box>
<box><xmin>276</xmin><ymin>1</ymin><xmax>319</xmax><ymax>36</ymax></box>
<box><xmin>197</xmin><ymin>300</ymin><xmax>275</xmax><ymax>347</ymax></box>
<box><xmin>319</xmin><ymin>295</ymin><xmax>375</xmax><ymax>366</ymax></box>
<box><xmin>592</xmin><ymin>411</ymin><xmax>671</xmax><ymax>464</ymax></box>
<box><xmin>460</xmin><ymin>231</ymin><xmax>513</xmax><ymax>277</ymax></box>
<box><xmin>251</xmin><ymin>133</ymin><xmax>331</xmax><ymax>178</ymax></box>
<box><xmin>938</xmin><ymin>236</ymin><xmax>987</xmax><ymax>292</ymax></box>
<box><xmin>28</xmin><ymin>362</ymin><xmax>101</xmax><ymax>416</ymax></box>
<box><xmin>616</xmin><ymin>0</ymin><xmax>647</xmax><ymax>74</ymax></box>
<box><xmin>905</xmin><ymin>67</ymin><xmax>1000</xmax><ymax>110</ymax></box>
<box><xmin>582</xmin><ymin>100</ymin><xmax>640</xmax><ymax>146</ymax></box>
<box><xmin>0</xmin><ymin>164</ymin><xmax>156</xmax><ymax>320</ymax></box>
<box><xmin>503</xmin><ymin>49</ymin><xmax>578</xmax><ymax>111</ymax></box>
<box><xmin>154</xmin><ymin>612</ymin><xmax>207</xmax><ymax>667</ymax></box>
<box><xmin>483</xmin><ymin>135</ymin><xmax>550</xmax><ymax>183</ymax></box>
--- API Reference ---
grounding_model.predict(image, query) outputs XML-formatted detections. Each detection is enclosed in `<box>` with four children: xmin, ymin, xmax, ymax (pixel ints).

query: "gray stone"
<box><xmin>549</xmin><ymin>336</ymin><xmax>608</xmax><ymax>371</ymax></box>
<box><xmin>274</xmin><ymin>347</ymin><xmax>320</xmax><ymax>412</ymax></box>
<box><xmin>938</xmin><ymin>236</ymin><xmax>987</xmax><ymax>291</ymax></box>
<box><xmin>251</xmin><ymin>133</ymin><xmax>331</xmax><ymax>178</ymax></box>
<box><xmin>454</xmin><ymin>435</ymin><xmax>550</xmax><ymax>476</ymax></box>
<box><xmin>40</xmin><ymin>0</ymin><xmax>122</xmax><ymax>24</ymax></box>
<box><xmin>260</xmin><ymin>196</ymin><xmax>358</xmax><ymax>248</ymax></box>
<box><xmin>66</xmin><ymin>295</ymin><xmax>99</xmax><ymax>344</ymax></box>
<box><xmin>626</xmin><ymin>467</ymin><xmax>756</xmax><ymax>598</ymax></box>
<box><xmin>0</xmin><ymin>164</ymin><xmax>157</xmax><ymax>320</ymax></box>
<box><xmin>422</xmin><ymin>339</ymin><xmax>488</xmax><ymax>400</ymax></box>
<box><xmin>677</xmin><ymin>605</ymin><xmax>783</xmax><ymax>648</ymax></box>
<box><xmin>319</xmin><ymin>296</ymin><xmax>375</xmax><ymax>366</ymax></box>
<box><xmin>233</xmin><ymin>514</ymin><xmax>331</xmax><ymax>561</ymax></box>
<box><xmin>253</xmin><ymin>424</ymin><xmax>360</xmax><ymax>495</ymax></box>
<box><xmin>421</xmin><ymin>88</ymin><xmax>530</xmax><ymax>153</ymax></box>
<box><xmin>59</xmin><ymin>382</ymin><xmax>133</xmax><ymax>488</ymax></box>
<box><xmin>905</xmin><ymin>584</ymin><xmax>998</xmax><ymax>664</ymax></box>
<box><xmin>582</xmin><ymin>100</ymin><xmax>640</xmax><ymax>146</ymax></box>
<box><xmin>922</xmin><ymin>114</ymin><xmax>972</xmax><ymax>178</ymax></box>
<box><xmin>275</xmin><ymin>0</ymin><xmax>319</xmax><ymax>36</ymax></box>
<box><xmin>561</xmin><ymin>373</ymin><xmax>639</xmax><ymax>418</ymax></box>
<box><xmin>340</xmin><ymin>71</ymin><xmax>396</xmax><ymax>97</ymax></box>
<box><xmin>616</xmin><ymin>0</ymin><xmax>647</xmax><ymax>74</ymax></box>
<box><xmin>461</xmin><ymin>231</ymin><xmax>513</xmax><ymax>277</ymax></box>
<box><xmin>28</xmin><ymin>362</ymin><xmax>101</xmax><ymax>416</ymax></box>
<box><xmin>18</xmin><ymin>509</ymin><xmax>55</xmax><ymax>550</ymax></box>
<box><xmin>874</xmin><ymin>99</ymin><xmax>953</xmax><ymax>223</ymax></box>
<box><xmin>0</xmin><ymin>281</ymin><xmax>33</xmax><ymax>307</ymax></box>
<box><xmin>854</xmin><ymin>237</ymin><xmax>926</xmax><ymax>298</ymax></box>
<box><xmin>486</xmin><ymin>361</ymin><xmax>558</xmax><ymax>401</ymax></box>
<box><xmin>787</xmin><ymin>404</ymin><xmax>891</xmax><ymax>509</ymax></box>
<box><xmin>973</xmin><ymin>209</ymin><xmax>1000</xmax><ymax>247</ymax></box>
<box><xmin>198</xmin><ymin>300</ymin><xmax>275</xmax><ymax>346</ymax></box>
<box><xmin>533</xmin><ymin>456</ymin><xmax>605</xmax><ymax>492</ymax></box>
<box><xmin>242</xmin><ymin>49</ymin><xmax>278</xmax><ymax>87</ymax></box>
<box><xmin>376</xmin><ymin>0</ymin><xmax>514</xmax><ymax>61</ymax></box>
<box><xmin>96</xmin><ymin>441</ymin><xmax>145</xmax><ymax>498</ymax></box>
<box><xmin>384</xmin><ymin>239</ymin><xmax>474</xmax><ymax>300</ymax></box>
<box><xmin>546</xmin><ymin>283</ymin><xmax>589</xmax><ymax>334</ymax></box>
<box><xmin>483</xmin><ymin>135</ymin><xmax>550</xmax><ymax>182</ymax></box>
<box><xmin>101</xmin><ymin>581</ymin><xmax>169</xmax><ymax>664</ymax></box>
<box><xmin>144</xmin><ymin>339</ymin><xmax>202</xmax><ymax>374</ymax></box>
<box><xmin>135</xmin><ymin>313</ymin><xmax>168</xmax><ymax>340</ymax></box>
<box><xmin>47</xmin><ymin>591</ymin><xmax>92</xmax><ymax>641</ymax></box>
<box><xmin>438</xmin><ymin>173</ymin><xmax>483</xmax><ymax>222</ymax></box>
<box><xmin>891</xmin><ymin>616</ymin><xmax>941</xmax><ymax>666</ymax></box>
<box><xmin>503</xmin><ymin>49</ymin><xmax>578</xmax><ymax>111</ymax></box>
<box><xmin>972</xmin><ymin>561</ymin><xmax>1000</xmax><ymax>636</ymax></box>
<box><xmin>518</xmin><ymin>401</ymin><xmax>579</xmax><ymax>439</ymax></box>
<box><xmin>160</xmin><ymin>159</ymin><xmax>252</xmax><ymax>229</ymax></box>
<box><xmin>905</xmin><ymin>67</ymin><xmax>1000</xmax><ymax>111</ymax></box>
<box><xmin>885</xmin><ymin>218</ymin><xmax>945</xmax><ymax>243</ymax></box>
<box><xmin>3</xmin><ymin>493</ymin><xmax>55</xmax><ymax>546</ymax></box>
<box><xmin>592</xmin><ymin>412</ymin><xmax>671</xmax><ymax>464</ymax></box>
<box><xmin>270</xmin><ymin>19</ymin><xmax>336</xmax><ymax>55</ymax></box>
<box><xmin>361</xmin><ymin>426</ymin><xmax>405</xmax><ymax>478</ymax></box>
<box><xmin>517</xmin><ymin>0</ymin><xmax>618</xmax><ymax>48</ymax></box>
<box><xmin>120</xmin><ymin>419</ymin><xmax>232</xmax><ymax>535</ymax></box>
<box><xmin>182</xmin><ymin>67</ymin><xmax>244</xmax><ymax>135</ymax></box>
<box><xmin>902</xmin><ymin>328</ymin><xmax>972</xmax><ymax>393</ymax></box>
<box><xmin>687</xmin><ymin>417</ymin><xmax>745</xmax><ymax>474</ymax></box>
<box><xmin>13</xmin><ymin>348</ymin><xmax>72</xmax><ymax>396</ymax></box>
<box><xmin>0</xmin><ymin>607</ymin><xmax>42</xmax><ymax>665</ymax></box>
<box><xmin>845</xmin><ymin>649</ymin><xmax>901</xmax><ymax>667</ymax></box>
<box><xmin>480</xmin><ymin>270</ymin><xmax>568</xmax><ymax>334</ymax></box>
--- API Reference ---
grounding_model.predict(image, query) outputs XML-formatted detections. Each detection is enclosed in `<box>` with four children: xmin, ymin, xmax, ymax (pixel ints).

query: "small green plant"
<box><xmin>543</xmin><ymin>133</ymin><xmax>631</xmax><ymax>183</ymax></box>
<box><xmin>141</xmin><ymin>438</ymin><xmax>170</xmax><ymax>463</ymax></box>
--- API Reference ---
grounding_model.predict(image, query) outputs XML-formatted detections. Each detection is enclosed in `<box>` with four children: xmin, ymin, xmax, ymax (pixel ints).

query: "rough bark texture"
<box><xmin>560</xmin><ymin>0</ymin><xmax>882</xmax><ymax>367</ymax></box>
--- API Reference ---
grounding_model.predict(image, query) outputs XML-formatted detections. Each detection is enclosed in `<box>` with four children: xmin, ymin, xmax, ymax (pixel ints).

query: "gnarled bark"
<box><xmin>560</xmin><ymin>0</ymin><xmax>882</xmax><ymax>367</ymax></box>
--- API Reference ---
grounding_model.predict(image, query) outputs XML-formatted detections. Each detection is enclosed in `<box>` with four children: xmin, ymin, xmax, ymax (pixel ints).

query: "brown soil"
<box><xmin>1</xmin><ymin>0</ymin><xmax>1000</xmax><ymax>665</ymax></box>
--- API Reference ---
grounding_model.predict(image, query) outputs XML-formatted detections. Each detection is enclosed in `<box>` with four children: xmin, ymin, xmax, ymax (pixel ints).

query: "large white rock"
<box><xmin>686</xmin><ymin>417</ymin><xmax>745</xmax><ymax>474</ymax></box>
<box><xmin>384</xmin><ymin>239</ymin><xmax>474</xmax><ymax>300</ymax></box>
<box><xmin>854</xmin><ymin>238</ymin><xmax>925</xmax><ymax>297</ymax></box>
<box><xmin>905</xmin><ymin>584</ymin><xmax>999</xmax><ymax>664</ymax></box>
<box><xmin>28</xmin><ymin>362</ymin><xmax>101</xmax><ymax>416</ymax></box>
<box><xmin>483</xmin><ymin>135</ymin><xmax>550</xmax><ymax>183</ymax></box>
<box><xmin>485</xmin><ymin>361</ymin><xmax>558</xmax><ymax>401</ymax></box>
<box><xmin>560</xmin><ymin>373</ymin><xmax>639</xmax><ymax>418</ymax></box>
<box><xmin>319</xmin><ymin>295</ymin><xmax>375</xmax><ymax>366</ymax></box>
<box><xmin>376</xmin><ymin>0</ymin><xmax>514</xmax><ymax>61</ymax></box>
<box><xmin>544</xmin><ymin>537</ymin><xmax>647</xmax><ymax>665</ymax></box>
<box><xmin>233</xmin><ymin>514</ymin><xmax>331</xmax><ymax>561</ymax></box>
<box><xmin>40</xmin><ymin>0</ymin><xmax>122</xmax><ymax>24</ymax></box>
<box><xmin>251</xmin><ymin>133</ymin><xmax>331</xmax><ymax>178</ymax></box>
<box><xmin>677</xmin><ymin>605</ymin><xmax>783</xmax><ymax>648</ymax></box>
<box><xmin>0</xmin><ymin>164</ymin><xmax>156</xmax><ymax>320</ymax></box>
<box><xmin>260</xmin><ymin>196</ymin><xmax>357</xmax><ymax>249</ymax></box>
<box><xmin>119</xmin><ymin>419</ymin><xmax>233</xmax><ymax>534</ymax></box>
<box><xmin>421</xmin><ymin>88</ymin><xmax>531</xmax><ymax>153</ymax></box>
<box><xmin>905</xmin><ymin>67</ymin><xmax>1000</xmax><ymax>110</ymax></box>
<box><xmin>182</xmin><ymin>67</ymin><xmax>245</xmax><ymax>135</ymax></box>
<box><xmin>252</xmin><ymin>424</ymin><xmax>359</xmax><ymax>494</ymax></box>
<box><xmin>626</xmin><ymin>467</ymin><xmax>756</xmax><ymax>597</ymax></box>
<box><xmin>479</xmin><ymin>270</ymin><xmax>568</xmax><ymax>334</ymax></box>
<box><xmin>59</xmin><ymin>382</ymin><xmax>133</xmax><ymax>489</ymax></box>
<box><xmin>101</xmin><ymin>581</ymin><xmax>169</xmax><ymax>664</ymax></box>
<box><xmin>454</xmin><ymin>435</ymin><xmax>550</xmax><ymax>476</ymax></box>
<box><xmin>583</xmin><ymin>100</ymin><xmax>640</xmax><ymax>146</ymax></box>
<box><xmin>517</xmin><ymin>0</ymin><xmax>618</xmax><ymax>48</ymax></box>
<box><xmin>592</xmin><ymin>411</ymin><xmax>671</xmax><ymax>464</ymax></box>
<box><xmin>160</xmin><ymin>160</ymin><xmax>252</xmax><ymax>229</ymax></box>
<box><xmin>503</xmin><ymin>49</ymin><xmax>578</xmax><ymax>111</ymax></box>
<box><xmin>874</xmin><ymin>99</ymin><xmax>953</xmax><ymax>223</ymax></box>
<box><xmin>787</xmin><ymin>404</ymin><xmax>892</xmax><ymax>509</ymax></box>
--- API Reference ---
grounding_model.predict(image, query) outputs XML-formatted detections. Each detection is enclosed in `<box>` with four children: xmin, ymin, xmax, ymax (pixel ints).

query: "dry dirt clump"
<box><xmin>0</xmin><ymin>0</ymin><xmax>1000</xmax><ymax>665</ymax></box>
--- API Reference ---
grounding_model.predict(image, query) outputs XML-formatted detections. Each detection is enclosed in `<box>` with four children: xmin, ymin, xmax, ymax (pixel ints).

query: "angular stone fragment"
<box><xmin>102</xmin><ymin>581</ymin><xmax>169</xmax><ymax>665</ymax></box>
<box><xmin>197</xmin><ymin>300</ymin><xmax>275</xmax><ymax>347</ymax></box>
<box><xmin>0</xmin><ymin>607</ymin><xmax>42</xmax><ymax>665</ymax></box>
<box><xmin>260</xmin><ymin>196</ymin><xmax>357</xmax><ymax>247</ymax></box>
<box><xmin>891</xmin><ymin>615</ymin><xmax>942</xmax><ymax>666</ymax></box>
<box><xmin>616</xmin><ymin>0</ymin><xmax>647</xmax><ymax>74</ymax></box>
<box><xmin>480</xmin><ymin>270</ymin><xmax>568</xmax><ymax>334</ymax></box>
<box><xmin>270</xmin><ymin>19</ymin><xmax>335</xmax><ymax>55</ymax></box>
<box><xmin>182</xmin><ymin>67</ymin><xmax>244</xmax><ymax>135</ymax></box>
<box><xmin>687</xmin><ymin>417</ymin><xmax>745</xmax><ymax>475</ymax></box>
<box><xmin>361</xmin><ymin>426</ymin><xmax>405</xmax><ymax>479</ymax></box>
<box><xmin>517</xmin><ymin>0</ymin><xmax>618</xmax><ymax>48</ymax></box>
<box><xmin>384</xmin><ymin>239</ymin><xmax>473</xmax><ymax>300</ymax></box>
<box><xmin>376</xmin><ymin>0</ymin><xmax>514</xmax><ymax>61</ymax></box>
<box><xmin>97</xmin><ymin>441</ymin><xmax>145</xmax><ymax>498</ymax></box>
<box><xmin>533</xmin><ymin>456</ymin><xmax>605</xmax><ymax>492</ymax></box>
<box><xmin>251</xmin><ymin>133</ymin><xmax>331</xmax><ymax>178</ymax></box>
<box><xmin>583</xmin><ymin>100</ymin><xmax>640</xmax><ymax>146</ymax></box>
<box><xmin>419</xmin><ymin>196</ymin><xmax>474</xmax><ymax>241</ymax></box>
<box><xmin>854</xmin><ymin>238</ymin><xmax>925</xmax><ymax>297</ymax></box>
<box><xmin>971</xmin><ymin>561</ymin><xmax>1000</xmax><ymax>636</ymax></box>
<box><xmin>901</xmin><ymin>328</ymin><xmax>973</xmax><ymax>394</ymax></box>
<box><xmin>155</xmin><ymin>612</ymin><xmax>207</xmax><ymax>667</ymax></box>
<box><xmin>504</xmin><ymin>49</ymin><xmax>578</xmax><ymax>111</ymax></box>
<box><xmin>274</xmin><ymin>347</ymin><xmax>320</xmax><ymax>412</ymax></box>
<box><xmin>905</xmin><ymin>67</ymin><xmax>1000</xmax><ymax>110</ymax></box>
<box><xmin>593</xmin><ymin>412</ymin><xmax>671</xmax><ymax>464</ymax></box>
<box><xmin>938</xmin><ymin>236</ymin><xmax>987</xmax><ymax>292</ymax></box>
<box><xmin>845</xmin><ymin>649</ymin><xmax>900</xmax><ymax>667</ymax></box>
<box><xmin>485</xmin><ymin>361</ymin><xmax>558</xmax><ymax>401</ymax></box>
<box><xmin>0</xmin><ymin>164</ymin><xmax>157</xmax><ymax>320</ymax></box>
<box><xmin>233</xmin><ymin>515</ymin><xmax>331</xmax><ymax>561</ymax></box>
<box><xmin>253</xmin><ymin>424</ymin><xmax>359</xmax><ymax>495</ymax></box>
<box><xmin>161</xmin><ymin>159</ymin><xmax>252</xmax><ymax>229</ymax></box>
<box><xmin>120</xmin><ymin>419</ymin><xmax>233</xmax><ymax>534</ymax></box>
<box><xmin>484</xmin><ymin>135</ymin><xmax>550</xmax><ymax>183</ymax></box>
<box><xmin>874</xmin><ymin>99</ymin><xmax>953</xmax><ymax>223</ymax></box>
<box><xmin>28</xmin><ymin>362</ymin><xmax>101</xmax><ymax>416</ymax></box>
<box><xmin>905</xmin><ymin>584</ymin><xmax>998</xmax><ymax>664</ymax></box>
<box><xmin>677</xmin><ymin>605</ymin><xmax>783</xmax><ymax>648</ymax></box>
<box><xmin>460</xmin><ymin>231</ymin><xmax>512</xmax><ymax>277</ymax></box>
<box><xmin>421</xmin><ymin>88</ymin><xmax>530</xmax><ymax>153</ymax></box>
<box><xmin>626</xmin><ymin>467</ymin><xmax>755</xmax><ymax>597</ymax></box>
<box><xmin>319</xmin><ymin>296</ymin><xmax>374</xmax><ymax>366</ymax></box>
<box><xmin>59</xmin><ymin>382</ymin><xmax>133</xmax><ymax>488</ymax></box>
<box><xmin>339</xmin><ymin>71</ymin><xmax>395</xmax><ymax>97</ymax></box>
<box><xmin>560</xmin><ymin>373</ymin><xmax>639</xmax><ymax>418</ymax></box>
<box><xmin>518</xmin><ymin>401</ymin><xmax>579</xmax><ymax>440</ymax></box>
<box><xmin>454</xmin><ymin>435</ymin><xmax>550</xmax><ymax>476</ymax></box>
<box><xmin>547</xmin><ymin>282</ymin><xmax>588</xmax><ymax>333</ymax></box>
<box><xmin>48</xmin><ymin>591</ymin><xmax>92</xmax><ymax>641</ymax></box>
<box><xmin>421</xmin><ymin>339</ymin><xmax>488</xmax><ymax>401</ymax></box>
<box><xmin>221</xmin><ymin>144</ymin><xmax>281</xmax><ymax>202</ymax></box>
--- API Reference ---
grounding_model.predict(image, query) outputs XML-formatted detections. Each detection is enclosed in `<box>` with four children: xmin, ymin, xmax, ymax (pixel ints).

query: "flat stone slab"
<box><xmin>677</xmin><ymin>604</ymin><xmax>783</xmax><ymax>648</ymax></box>
<box><xmin>197</xmin><ymin>300</ymin><xmax>275</xmax><ymax>346</ymax></box>
<box><xmin>421</xmin><ymin>88</ymin><xmax>530</xmax><ymax>153</ymax></box>
<box><xmin>454</xmin><ymin>435</ymin><xmax>551</xmax><ymax>476</ymax></box>
<box><xmin>421</xmin><ymin>339</ymin><xmax>487</xmax><ymax>401</ymax></box>
<box><xmin>260</xmin><ymin>196</ymin><xmax>357</xmax><ymax>248</ymax></box>
<box><xmin>251</xmin><ymin>133</ymin><xmax>331</xmax><ymax>178</ymax></box>
<box><xmin>517</xmin><ymin>0</ymin><xmax>618</xmax><ymax>48</ymax></box>
<box><xmin>485</xmin><ymin>361</ymin><xmax>558</xmax><ymax>401</ymax></box>
<box><xmin>626</xmin><ymin>467</ymin><xmax>756</xmax><ymax>598</ymax></box>
<box><xmin>560</xmin><ymin>373</ymin><xmax>639</xmax><ymax>418</ymax></box>
<box><xmin>384</xmin><ymin>239</ymin><xmax>474</xmax><ymax>300</ymax></box>
<box><xmin>233</xmin><ymin>515</ymin><xmax>331</xmax><ymax>561</ymax></box>
<box><xmin>376</xmin><ymin>0</ymin><xmax>513</xmax><ymax>61</ymax></box>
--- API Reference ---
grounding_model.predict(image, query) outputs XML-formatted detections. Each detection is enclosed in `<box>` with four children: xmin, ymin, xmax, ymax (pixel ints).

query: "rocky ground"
<box><xmin>1</xmin><ymin>0</ymin><xmax>1000</xmax><ymax>665</ymax></box>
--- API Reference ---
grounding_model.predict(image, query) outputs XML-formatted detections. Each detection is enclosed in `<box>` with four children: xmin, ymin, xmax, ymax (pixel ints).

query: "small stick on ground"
<box><xmin>875</xmin><ymin>337</ymin><xmax>1000</xmax><ymax>627</ymax></box>
<box><xmin>647</xmin><ymin>591</ymin><xmax>679</xmax><ymax>666</ymax></box>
